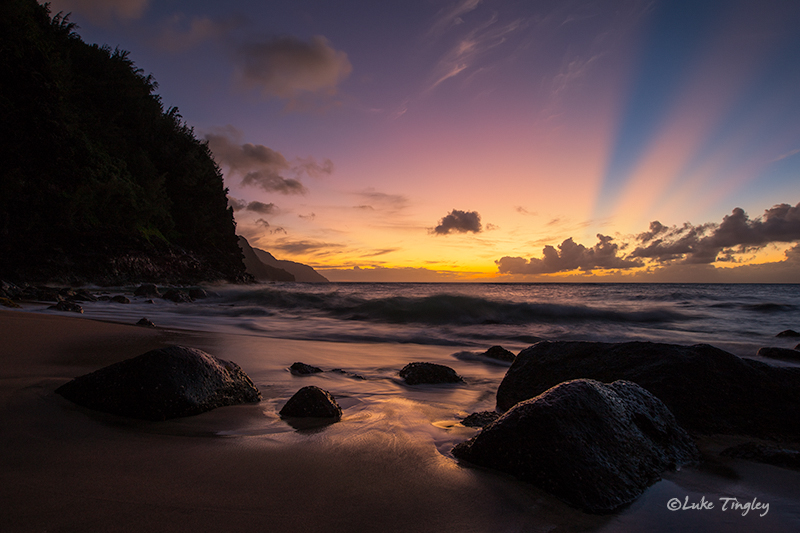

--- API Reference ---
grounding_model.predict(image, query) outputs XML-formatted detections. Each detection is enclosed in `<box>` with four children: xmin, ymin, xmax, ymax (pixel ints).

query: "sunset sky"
<box><xmin>48</xmin><ymin>0</ymin><xmax>800</xmax><ymax>282</ymax></box>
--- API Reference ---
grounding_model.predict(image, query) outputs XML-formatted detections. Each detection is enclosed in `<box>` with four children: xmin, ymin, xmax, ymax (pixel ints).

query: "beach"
<box><xmin>2</xmin><ymin>306</ymin><xmax>800</xmax><ymax>532</ymax></box>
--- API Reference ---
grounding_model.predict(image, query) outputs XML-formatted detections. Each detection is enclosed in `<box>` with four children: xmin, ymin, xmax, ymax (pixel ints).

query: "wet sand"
<box><xmin>1</xmin><ymin>309</ymin><xmax>799</xmax><ymax>532</ymax></box>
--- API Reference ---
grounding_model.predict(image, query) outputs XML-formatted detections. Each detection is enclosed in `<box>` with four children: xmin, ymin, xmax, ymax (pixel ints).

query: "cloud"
<box><xmin>48</xmin><ymin>0</ymin><xmax>149</xmax><ymax>23</ymax></box>
<box><xmin>206</xmin><ymin>127</ymin><xmax>332</xmax><ymax>194</ymax></box>
<box><xmin>153</xmin><ymin>14</ymin><xmax>242</xmax><ymax>53</ymax></box>
<box><xmin>354</xmin><ymin>188</ymin><xmax>409</xmax><ymax>212</ymax></box>
<box><xmin>234</xmin><ymin>36</ymin><xmax>352</xmax><ymax>109</ymax></box>
<box><xmin>496</xmin><ymin>234</ymin><xmax>643</xmax><ymax>274</ymax></box>
<box><xmin>631</xmin><ymin>204</ymin><xmax>800</xmax><ymax>264</ymax></box>
<box><xmin>428</xmin><ymin>0</ymin><xmax>482</xmax><ymax>38</ymax></box>
<box><xmin>271</xmin><ymin>239</ymin><xmax>344</xmax><ymax>256</ymax></box>
<box><xmin>247</xmin><ymin>201</ymin><xmax>277</xmax><ymax>214</ymax></box>
<box><xmin>428</xmin><ymin>14</ymin><xmax>524</xmax><ymax>91</ymax></box>
<box><xmin>433</xmin><ymin>209</ymin><xmax>482</xmax><ymax>235</ymax></box>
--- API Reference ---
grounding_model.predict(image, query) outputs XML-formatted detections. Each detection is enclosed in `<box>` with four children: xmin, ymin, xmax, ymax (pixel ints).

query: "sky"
<box><xmin>47</xmin><ymin>0</ymin><xmax>800</xmax><ymax>282</ymax></box>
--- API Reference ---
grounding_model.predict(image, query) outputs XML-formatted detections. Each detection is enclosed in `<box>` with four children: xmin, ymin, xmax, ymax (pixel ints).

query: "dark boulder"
<box><xmin>776</xmin><ymin>329</ymin><xmax>800</xmax><ymax>338</ymax></box>
<box><xmin>461</xmin><ymin>411</ymin><xmax>499</xmax><ymax>428</ymax></box>
<box><xmin>134</xmin><ymin>283</ymin><xmax>160</xmax><ymax>297</ymax></box>
<box><xmin>48</xmin><ymin>300</ymin><xmax>83</xmax><ymax>313</ymax></box>
<box><xmin>111</xmin><ymin>295</ymin><xmax>131</xmax><ymax>304</ymax></box>
<box><xmin>188</xmin><ymin>287</ymin><xmax>208</xmax><ymax>299</ymax></box>
<box><xmin>453</xmin><ymin>379</ymin><xmax>698</xmax><ymax>514</ymax></box>
<box><xmin>136</xmin><ymin>317</ymin><xmax>157</xmax><ymax>328</ymax></box>
<box><xmin>290</xmin><ymin>362</ymin><xmax>323</xmax><ymax>375</ymax></box>
<box><xmin>279</xmin><ymin>386</ymin><xmax>342</xmax><ymax>420</ymax></box>
<box><xmin>162</xmin><ymin>288</ymin><xmax>192</xmax><ymax>303</ymax></box>
<box><xmin>55</xmin><ymin>345</ymin><xmax>261</xmax><ymax>420</ymax></box>
<box><xmin>482</xmin><ymin>345</ymin><xmax>515</xmax><ymax>363</ymax></box>
<box><xmin>496</xmin><ymin>341</ymin><xmax>800</xmax><ymax>438</ymax></box>
<box><xmin>400</xmin><ymin>362</ymin><xmax>464</xmax><ymax>385</ymax></box>
<box><xmin>757</xmin><ymin>346</ymin><xmax>800</xmax><ymax>362</ymax></box>
<box><xmin>720</xmin><ymin>442</ymin><xmax>800</xmax><ymax>470</ymax></box>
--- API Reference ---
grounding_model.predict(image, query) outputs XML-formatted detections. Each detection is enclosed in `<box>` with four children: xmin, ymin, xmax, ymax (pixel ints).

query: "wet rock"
<box><xmin>55</xmin><ymin>345</ymin><xmax>261</xmax><ymax>420</ymax></box>
<box><xmin>461</xmin><ymin>411</ymin><xmax>500</xmax><ymax>428</ymax></box>
<box><xmin>188</xmin><ymin>287</ymin><xmax>208</xmax><ymax>299</ymax></box>
<box><xmin>720</xmin><ymin>441</ymin><xmax>800</xmax><ymax>470</ymax></box>
<box><xmin>290</xmin><ymin>362</ymin><xmax>323</xmax><ymax>375</ymax></box>
<box><xmin>111</xmin><ymin>295</ymin><xmax>131</xmax><ymax>304</ymax></box>
<box><xmin>279</xmin><ymin>386</ymin><xmax>342</xmax><ymax>420</ymax></box>
<box><xmin>776</xmin><ymin>329</ymin><xmax>800</xmax><ymax>338</ymax></box>
<box><xmin>453</xmin><ymin>379</ymin><xmax>698</xmax><ymax>514</ymax></box>
<box><xmin>136</xmin><ymin>317</ymin><xmax>156</xmax><ymax>328</ymax></box>
<box><xmin>68</xmin><ymin>289</ymin><xmax>97</xmax><ymax>302</ymax></box>
<box><xmin>0</xmin><ymin>297</ymin><xmax>21</xmax><ymax>308</ymax></box>
<box><xmin>482</xmin><ymin>345</ymin><xmax>515</xmax><ymax>363</ymax></box>
<box><xmin>162</xmin><ymin>288</ymin><xmax>192</xmax><ymax>303</ymax></box>
<box><xmin>757</xmin><ymin>346</ymin><xmax>800</xmax><ymax>362</ymax></box>
<box><xmin>331</xmin><ymin>368</ymin><xmax>366</xmax><ymax>380</ymax></box>
<box><xmin>134</xmin><ymin>283</ymin><xmax>160</xmax><ymax>297</ymax></box>
<box><xmin>495</xmin><ymin>341</ymin><xmax>800</xmax><ymax>438</ymax></box>
<box><xmin>48</xmin><ymin>300</ymin><xmax>83</xmax><ymax>313</ymax></box>
<box><xmin>399</xmin><ymin>362</ymin><xmax>464</xmax><ymax>385</ymax></box>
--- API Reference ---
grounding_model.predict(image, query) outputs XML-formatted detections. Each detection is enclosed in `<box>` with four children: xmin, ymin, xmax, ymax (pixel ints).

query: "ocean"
<box><xmin>20</xmin><ymin>282</ymin><xmax>800</xmax><ymax>531</ymax></box>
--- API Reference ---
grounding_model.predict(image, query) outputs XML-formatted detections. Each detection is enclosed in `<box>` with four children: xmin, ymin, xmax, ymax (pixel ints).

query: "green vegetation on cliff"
<box><xmin>0</xmin><ymin>0</ymin><xmax>246</xmax><ymax>283</ymax></box>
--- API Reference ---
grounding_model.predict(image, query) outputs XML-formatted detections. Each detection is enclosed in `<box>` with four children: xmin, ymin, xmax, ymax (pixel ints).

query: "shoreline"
<box><xmin>2</xmin><ymin>309</ymin><xmax>799</xmax><ymax>532</ymax></box>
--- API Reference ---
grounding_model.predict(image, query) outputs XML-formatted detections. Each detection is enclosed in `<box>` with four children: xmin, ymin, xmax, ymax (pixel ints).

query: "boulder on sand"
<box><xmin>55</xmin><ymin>345</ymin><xmax>261</xmax><ymax>420</ymax></box>
<box><xmin>399</xmin><ymin>362</ymin><xmax>463</xmax><ymax>385</ymax></box>
<box><xmin>279</xmin><ymin>386</ymin><xmax>342</xmax><ymax>420</ymax></box>
<box><xmin>495</xmin><ymin>341</ymin><xmax>800</xmax><ymax>438</ymax></box>
<box><xmin>453</xmin><ymin>379</ymin><xmax>698</xmax><ymax>514</ymax></box>
<box><xmin>482</xmin><ymin>345</ymin><xmax>515</xmax><ymax>363</ymax></box>
<box><xmin>290</xmin><ymin>362</ymin><xmax>323</xmax><ymax>375</ymax></box>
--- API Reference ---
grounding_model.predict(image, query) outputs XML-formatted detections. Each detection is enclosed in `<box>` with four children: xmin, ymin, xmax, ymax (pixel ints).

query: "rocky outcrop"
<box><xmin>253</xmin><ymin>247</ymin><xmax>329</xmax><ymax>283</ymax></box>
<box><xmin>134</xmin><ymin>283</ymin><xmax>160</xmax><ymax>297</ymax></box>
<box><xmin>48</xmin><ymin>301</ymin><xmax>83</xmax><ymax>313</ymax></box>
<box><xmin>495</xmin><ymin>341</ymin><xmax>800</xmax><ymax>438</ymax></box>
<box><xmin>238</xmin><ymin>236</ymin><xmax>294</xmax><ymax>282</ymax></box>
<box><xmin>776</xmin><ymin>329</ymin><xmax>800</xmax><ymax>338</ymax></box>
<box><xmin>757</xmin><ymin>346</ymin><xmax>800</xmax><ymax>362</ymax></box>
<box><xmin>399</xmin><ymin>362</ymin><xmax>464</xmax><ymax>385</ymax></box>
<box><xmin>279</xmin><ymin>386</ymin><xmax>342</xmax><ymax>419</ymax></box>
<box><xmin>162</xmin><ymin>288</ymin><xmax>192</xmax><ymax>303</ymax></box>
<box><xmin>453</xmin><ymin>379</ymin><xmax>698</xmax><ymax>514</ymax></box>
<box><xmin>290</xmin><ymin>362</ymin><xmax>323</xmax><ymax>375</ymax></box>
<box><xmin>55</xmin><ymin>345</ymin><xmax>261</xmax><ymax>420</ymax></box>
<box><xmin>482</xmin><ymin>346</ymin><xmax>515</xmax><ymax>363</ymax></box>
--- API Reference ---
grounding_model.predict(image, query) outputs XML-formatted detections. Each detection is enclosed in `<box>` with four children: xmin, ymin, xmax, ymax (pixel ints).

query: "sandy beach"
<box><xmin>2</xmin><ymin>308</ymin><xmax>799</xmax><ymax>532</ymax></box>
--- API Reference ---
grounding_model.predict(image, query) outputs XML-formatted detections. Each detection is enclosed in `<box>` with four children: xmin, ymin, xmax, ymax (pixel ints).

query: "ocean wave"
<box><xmin>213</xmin><ymin>288</ymin><xmax>694</xmax><ymax>327</ymax></box>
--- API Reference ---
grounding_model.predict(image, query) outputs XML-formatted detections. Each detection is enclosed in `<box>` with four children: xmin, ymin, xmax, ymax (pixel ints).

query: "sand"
<box><xmin>1</xmin><ymin>309</ymin><xmax>799</xmax><ymax>532</ymax></box>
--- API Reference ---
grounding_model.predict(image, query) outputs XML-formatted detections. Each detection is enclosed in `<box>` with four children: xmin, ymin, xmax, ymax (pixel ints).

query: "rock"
<box><xmin>48</xmin><ymin>300</ymin><xmax>83</xmax><ymax>313</ymax></box>
<box><xmin>757</xmin><ymin>346</ymin><xmax>800</xmax><ymax>362</ymax></box>
<box><xmin>776</xmin><ymin>329</ymin><xmax>800</xmax><ymax>338</ymax></box>
<box><xmin>482</xmin><ymin>345</ymin><xmax>515</xmax><ymax>363</ymax></box>
<box><xmin>290</xmin><ymin>362</ymin><xmax>323</xmax><ymax>375</ymax></box>
<box><xmin>111</xmin><ymin>295</ymin><xmax>131</xmax><ymax>304</ymax></box>
<box><xmin>453</xmin><ymin>379</ymin><xmax>698</xmax><ymax>514</ymax></box>
<box><xmin>134</xmin><ymin>283</ymin><xmax>160</xmax><ymax>297</ymax></box>
<box><xmin>136</xmin><ymin>317</ymin><xmax>157</xmax><ymax>328</ymax></box>
<box><xmin>720</xmin><ymin>442</ymin><xmax>800</xmax><ymax>470</ymax></box>
<box><xmin>55</xmin><ymin>345</ymin><xmax>261</xmax><ymax>420</ymax></box>
<box><xmin>399</xmin><ymin>362</ymin><xmax>464</xmax><ymax>385</ymax></box>
<box><xmin>162</xmin><ymin>288</ymin><xmax>192</xmax><ymax>303</ymax></box>
<box><xmin>461</xmin><ymin>411</ymin><xmax>499</xmax><ymax>428</ymax></box>
<box><xmin>331</xmin><ymin>368</ymin><xmax>366</xmax><ymax>380</ymax></box>
<box><xmin>495</xmin><ymin>341</ymin><xmax>800</xmax><ymax>438</ymax></box>
<box><xmin>0</xmin><ymin>297</ymin><xmax>21</xmax><ymax>308</ymax></box>
<box><xmin>796</xmin><ymin>343</ymin><xmax>800</xmax><ymax>351</ymax></box>
<box><xmin>279</xmin><ymin>386</ymin><xmax>342</xmax><ymax>419</ymax></box>
<box><xmin>188</xmin><ymin>287</ymin><xmax>208</xmax><ymax>299</ymax></box>
<box><xmin>68</xmin><ymin>288</ymin><xmax>97</xmax><ymax>302</ymax></box>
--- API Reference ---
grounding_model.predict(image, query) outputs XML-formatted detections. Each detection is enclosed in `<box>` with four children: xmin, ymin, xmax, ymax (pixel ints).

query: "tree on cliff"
<box><xmin>0</xmin><ymin>0</ymin><xmax>246</xmax><ymax>283</ymax></box>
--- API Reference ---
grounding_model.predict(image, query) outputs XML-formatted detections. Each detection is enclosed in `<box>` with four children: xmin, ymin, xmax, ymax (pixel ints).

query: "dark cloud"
<box><xmin>433</xmin><ymin>209</ymin><xmax>482</xmax><ymax>235</ymax></box>
<box><xmin>227</xmin><ymin>196</ymin><xmax>248</xmax><ymax>211</ymax></box>
<box><xmin>246</xmin><ymin>201</ymin><xmax>277</xmax><ymax>214</ymax></box>
<box><xmin>235</xmin><ymin>36</ymin><xmax>352</xmax><ymax>109</ymax></box>
<box><xmin>207</xmin><ymin>127</ymin><xmax>332</xmax><ymax>194</ymax></box>
<box><xmin>496</xmin><ymin>234</ymin><xmax>643</xmax><ymax>274</ymax></box>
<box><xmin>631</xmin><ymin>204</ymin><xmax>800</xmax><ymax>264</ymax></box>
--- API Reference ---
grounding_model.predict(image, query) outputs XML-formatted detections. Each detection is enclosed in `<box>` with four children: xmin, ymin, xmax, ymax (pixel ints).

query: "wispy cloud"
<box><xmin>152</xmin><ymin>14</ymin><xmax>243</xmax><ymax>52</ymax></box>
<box><xmin>48</xmin><ymin>0</ymin><xmax>149</xmax><ymax>24</ymax></box>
